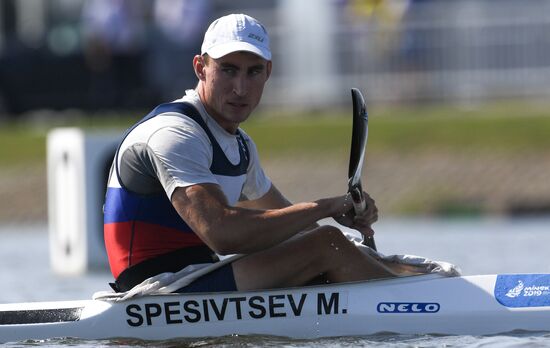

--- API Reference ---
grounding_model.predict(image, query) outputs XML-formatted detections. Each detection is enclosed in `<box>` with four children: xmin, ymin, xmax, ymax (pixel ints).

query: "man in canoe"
<box><xmin>103</xmin><ymin>13</ymin><xmax>395</xmax><ymax>293</ymax></box>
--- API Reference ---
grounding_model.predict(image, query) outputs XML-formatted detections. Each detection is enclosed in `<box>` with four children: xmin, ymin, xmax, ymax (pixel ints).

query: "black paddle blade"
<box><xmin>348</xmin><ymin>88</ymin><xmax>376</xmax><ymax>250</ymax></box>
<box><xmin>349</xmin><ymin>88</ymin><xmax>368</xmax><ymax>187</ymax></box>
<box><xmin>348</xmin><ymin>88</ymin><xmax>368</xmax><ymax>204</ymax></box>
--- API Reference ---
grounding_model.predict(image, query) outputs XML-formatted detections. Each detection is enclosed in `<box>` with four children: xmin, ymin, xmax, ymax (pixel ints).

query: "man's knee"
<box><xmin>309</xmin><ymin>225</ymin><xmax>350</xmax><ymax>250</ymax></box>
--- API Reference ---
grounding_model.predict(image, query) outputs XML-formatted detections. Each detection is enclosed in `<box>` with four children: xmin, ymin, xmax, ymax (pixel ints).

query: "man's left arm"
<box><xmin>237</xmin><ymin>184</ymin><xmax>289</xmax><ymax>209</ymax></box>
<box><xmin>237</xmin><ymin>184</ymin><xmax>320</xmax><ymax>231</ymax></box>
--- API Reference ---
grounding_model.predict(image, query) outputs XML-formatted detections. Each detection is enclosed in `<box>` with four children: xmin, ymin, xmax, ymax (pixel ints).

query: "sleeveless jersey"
<box><xmin>103</xmin><ymin>92</ymin><xmax>271</xmax><ymax>279</ymax></box>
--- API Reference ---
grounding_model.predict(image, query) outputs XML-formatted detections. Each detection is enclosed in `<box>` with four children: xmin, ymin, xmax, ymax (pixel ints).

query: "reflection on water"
<box><xmin>25</xmin><ymin>332</ymin><xmax>550</xmax><ymax>348</ymax></box>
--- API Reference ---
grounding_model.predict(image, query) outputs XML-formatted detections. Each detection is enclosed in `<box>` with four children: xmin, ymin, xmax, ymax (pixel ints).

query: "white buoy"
<box><xmin>47</xmin><ymin>128</ymin><xmax>120</xmax><ymax>275</ymax></box>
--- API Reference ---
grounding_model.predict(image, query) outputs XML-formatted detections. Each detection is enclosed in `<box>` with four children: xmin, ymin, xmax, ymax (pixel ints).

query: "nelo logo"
<box><xmin>377</xmin><ymin>302</ymin><xmax>440</xmax><ymax>313</ymax></box>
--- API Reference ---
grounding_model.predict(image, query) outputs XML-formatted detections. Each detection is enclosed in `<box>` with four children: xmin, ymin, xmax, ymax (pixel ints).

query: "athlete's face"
<box><xmin>195</xmin><ymin>52</ymin><xmax>271</xmax><ymax>133</ymax></box>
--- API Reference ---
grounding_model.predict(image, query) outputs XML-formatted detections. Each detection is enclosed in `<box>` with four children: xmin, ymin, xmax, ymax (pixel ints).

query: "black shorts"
<box><xmin>114</xmin><ymin>246</ymin><xmax>237</xmax><ymax>293</ymax></box>
<box><xmin>175</xmin><ymin>263</ymin><xmax>237</xmax><ymax>293</ymax></box>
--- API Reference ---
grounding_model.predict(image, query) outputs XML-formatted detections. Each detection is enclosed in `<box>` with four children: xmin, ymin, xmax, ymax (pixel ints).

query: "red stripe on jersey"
<box><xmin>104</xmin><ymin>221</ymin><xmax>205</xmax><ymax>278</ymax></box>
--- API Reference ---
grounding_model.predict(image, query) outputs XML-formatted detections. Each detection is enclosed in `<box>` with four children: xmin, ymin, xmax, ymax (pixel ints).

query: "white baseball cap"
<box><xmin>201</xmin><ymin>14</ymin><xmax>271</xmax><ymax>61</ymax></box>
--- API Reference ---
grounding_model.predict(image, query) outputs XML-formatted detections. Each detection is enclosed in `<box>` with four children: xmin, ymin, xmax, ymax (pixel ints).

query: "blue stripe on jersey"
<box><xmin>104</xmin><ymin>187</ymin><xmax>193</xmax><ymax>232</ymax></box>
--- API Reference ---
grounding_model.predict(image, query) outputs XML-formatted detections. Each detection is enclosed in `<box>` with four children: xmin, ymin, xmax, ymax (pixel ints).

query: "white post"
<box><xmin>277</xmin><ymin>0</ymin><xmax>339</xmax><ymax>108</ymax></box>
<box><xmin>47</xmin><ymin>128</ymin><xmax>119</xmax><ymax>275</ymax></box>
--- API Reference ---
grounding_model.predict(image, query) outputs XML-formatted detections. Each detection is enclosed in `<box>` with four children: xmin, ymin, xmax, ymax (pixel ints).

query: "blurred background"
<box><xmin>1</xmin><ymin>0</ymin><xmax>550</xmax><ymax>223</ymax></box>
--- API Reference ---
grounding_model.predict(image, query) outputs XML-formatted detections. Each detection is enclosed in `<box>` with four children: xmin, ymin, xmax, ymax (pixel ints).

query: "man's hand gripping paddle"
<box><xmin>348</xmin><ymin>88</ymin><xmax>377</xmax><ymax>250</ymax></box>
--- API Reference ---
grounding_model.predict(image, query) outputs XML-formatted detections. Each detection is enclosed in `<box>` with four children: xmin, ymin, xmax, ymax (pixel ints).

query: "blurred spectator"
<box><xmin>146</xmin><ymin>0</ymin><xmax>211</xmax><ymax>101</ymax></box>
<box><xmin>80</xmin><ymin>0</ymin><xmax>148</xmax><ymax>108</ymax></box>
<box><xmin>346</xmin><ymin>0</ymin><xmax>404</xmax><ymax>23</ymax></box>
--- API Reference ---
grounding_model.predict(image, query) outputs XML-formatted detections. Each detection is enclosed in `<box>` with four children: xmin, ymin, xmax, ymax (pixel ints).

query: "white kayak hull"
<box><xmin>2</xmin><ymin>273</ymin><xmax>550</xmax><ymax>343</ymax></box>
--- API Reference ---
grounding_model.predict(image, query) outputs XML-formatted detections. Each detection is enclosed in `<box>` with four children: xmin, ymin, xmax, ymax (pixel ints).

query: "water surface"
<box><xmin>2</xmin><ymin>217</ymin><xmax>550</xmax><ymax>347</ymax></box>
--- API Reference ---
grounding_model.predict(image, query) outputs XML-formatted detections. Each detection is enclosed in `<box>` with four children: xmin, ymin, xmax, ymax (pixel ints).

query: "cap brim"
<box><xmin>205</xmin><ymin>41</ymin><xmax>271</xmax><ymax>61</ymax></box>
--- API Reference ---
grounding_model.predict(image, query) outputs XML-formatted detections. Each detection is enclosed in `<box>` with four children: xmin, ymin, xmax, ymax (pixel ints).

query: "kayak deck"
<box><xmin>2</xmin><ymin>273</ymin><xmax>550</xmax><ymax>343</ymax></box>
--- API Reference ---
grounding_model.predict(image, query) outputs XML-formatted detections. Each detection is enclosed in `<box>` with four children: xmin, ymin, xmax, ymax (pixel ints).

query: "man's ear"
<box><xmin>266</xmin><ymin>60</ymin><xmax>272</xmax><ymax>80</ymax></box>
<box><xmin>193</xmin><ymin>55</ymin><xmax>206</xmax><ymax>80</ymax></box>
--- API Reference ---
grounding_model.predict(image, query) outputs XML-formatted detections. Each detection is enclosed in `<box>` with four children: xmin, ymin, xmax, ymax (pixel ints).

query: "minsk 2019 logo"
<box><xmin>505</xmin><ymin>280</ymin><xmax>524</xmax><ymax>298</ymax></box>
<box><xmin>496</xmin><ymin>274</ymin><xmax>550</xmax><ymax>308</ymax></box>
<box><xmin>505</xmin><ymin>279</ymin><xmax>550</xmax><ymax>298</ymax></box>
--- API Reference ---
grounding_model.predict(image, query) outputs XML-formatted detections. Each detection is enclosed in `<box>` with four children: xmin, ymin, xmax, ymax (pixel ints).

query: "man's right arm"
<box><xmin>171</xmin><ymin>183</ymin><xmax>348</xmax><ymax>255</ymax></box>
